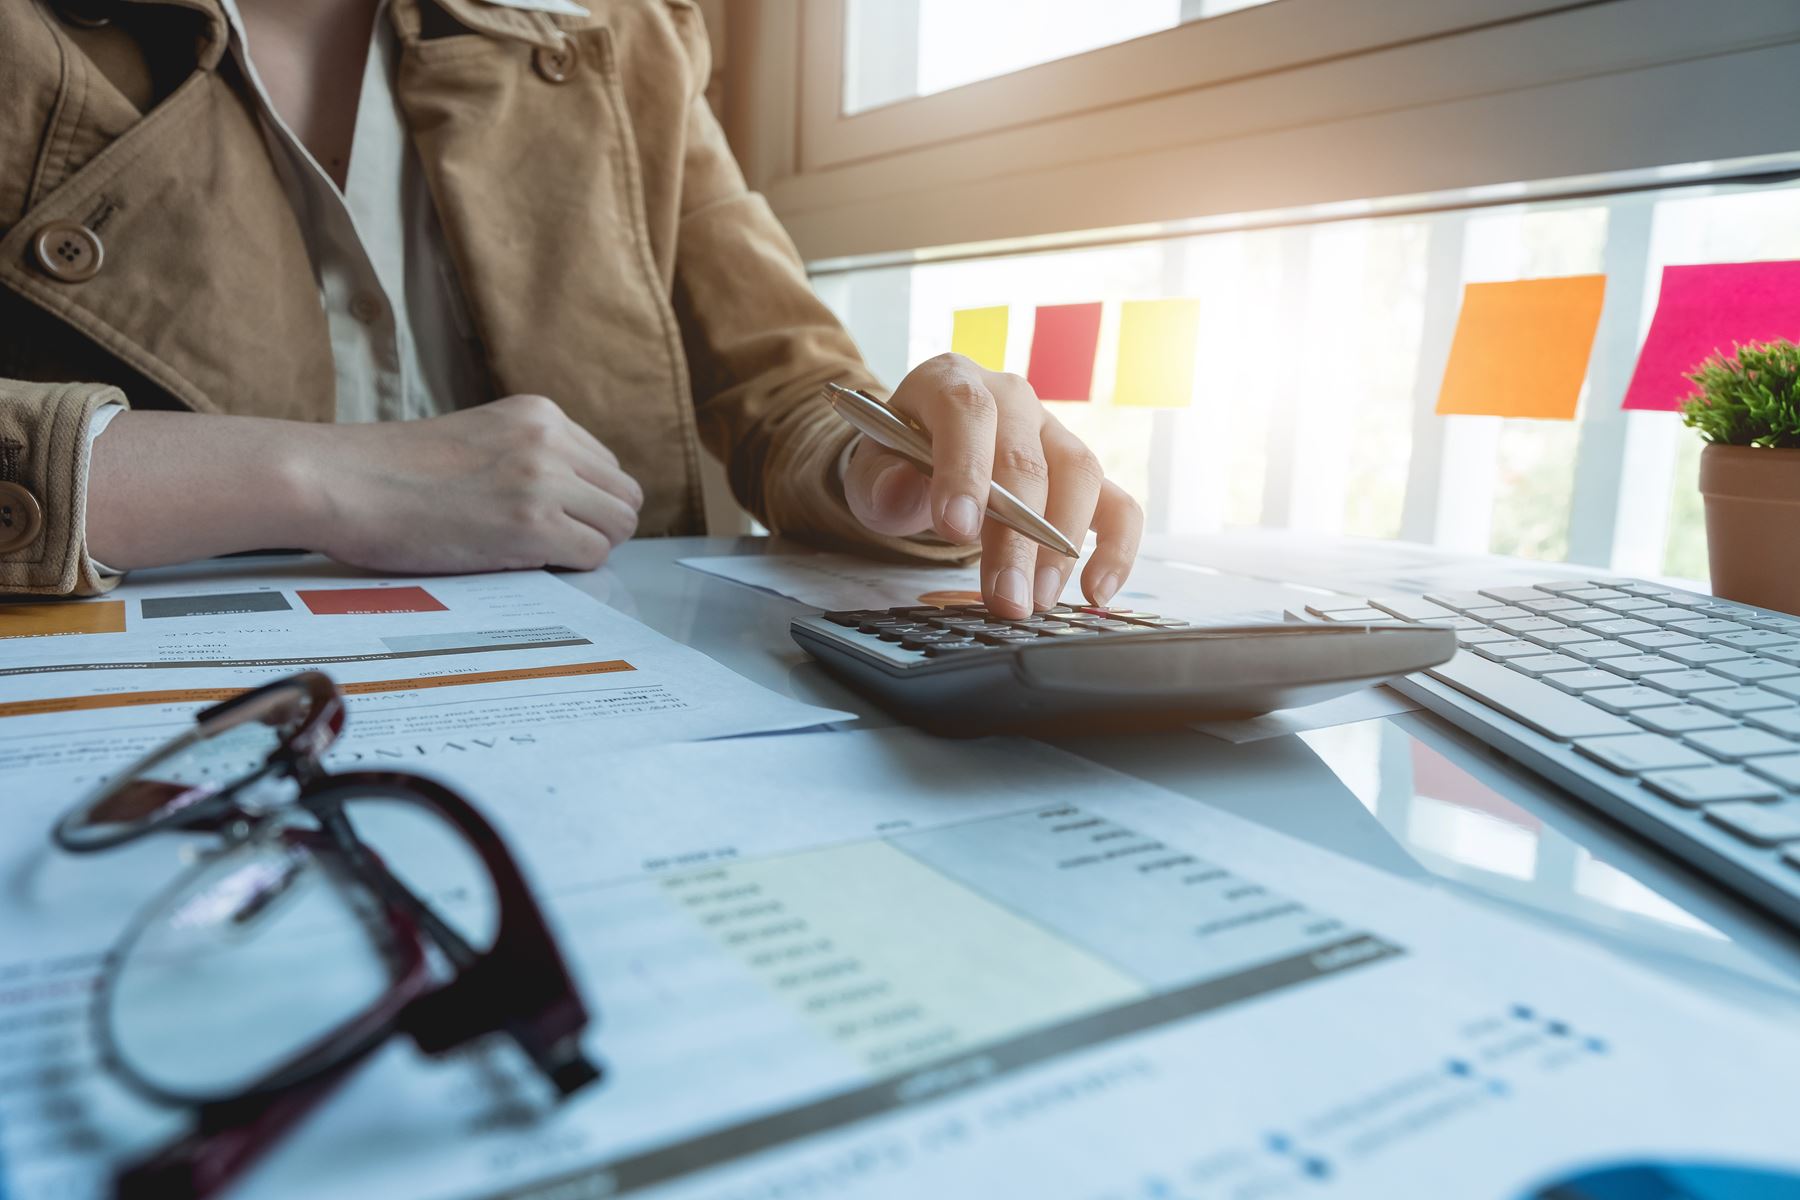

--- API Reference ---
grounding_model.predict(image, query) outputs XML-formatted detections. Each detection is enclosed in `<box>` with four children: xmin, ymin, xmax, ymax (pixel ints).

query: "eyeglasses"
<box><xmin>53</xmin><ymin>671</ymin><xmax>600</xmax><ymax>1200</ymax></box>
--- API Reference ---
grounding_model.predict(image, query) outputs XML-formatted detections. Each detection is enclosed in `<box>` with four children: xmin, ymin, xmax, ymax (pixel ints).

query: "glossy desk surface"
<box><xmin>566</xmin><ymin>533</ymin><xmax>1800</xmax><ymax>1023</ymax></box>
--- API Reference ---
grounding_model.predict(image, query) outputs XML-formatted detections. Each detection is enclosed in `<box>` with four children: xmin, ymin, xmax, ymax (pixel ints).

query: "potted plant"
<box><xmin>1680</xmin><ymin>339</ymin><xmax>1800</xmax><ymax>614</ymax></box>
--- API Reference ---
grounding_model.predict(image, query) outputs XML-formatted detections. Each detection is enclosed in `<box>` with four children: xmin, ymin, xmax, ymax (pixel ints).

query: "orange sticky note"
<box><xmin>1112</xmin><ymin>299</ymin><xmax>1201</xmax><ymax>408</ymax></box>
<box><xmin>1435</xmin><ymin>276</ymin><xmax>1606</xmax><ymax>420</ymax></box>
<box><xmin>950</xmin><ymin>306</ymin><xmax>1009</xmax><ymax>371</ymax></box>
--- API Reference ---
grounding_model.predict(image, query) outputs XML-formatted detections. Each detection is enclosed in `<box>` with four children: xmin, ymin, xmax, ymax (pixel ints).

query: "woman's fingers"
<box><xmin>889</xmin><ymin>355</ymin><xmax>998</xmax><ymax>543</ymax></box>
<box><xmin>842</xmin><ymin>436</ymin><xmax>934</xmax><ymax>535</ymax></box>
<box><xmin>1081</xmin><ymin>479</ymin><xmax>1145</xmax><ymax>606</ymax></box>
<box><xmin>1034</xmin><ymin>418</ymin><xmax>1105</xmax><ymax>609</ymax></box>
<box><xmin>979</xmin><ymin>382</ymin><xmax>1052</xmax><ymax>619</ymax></box>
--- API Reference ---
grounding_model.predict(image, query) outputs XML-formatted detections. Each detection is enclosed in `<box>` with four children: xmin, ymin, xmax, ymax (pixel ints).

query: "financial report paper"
<box><xmin>4</xmin><ymin>730</ymin><xmax>1795</xmax><ymax>1200</ymax></box>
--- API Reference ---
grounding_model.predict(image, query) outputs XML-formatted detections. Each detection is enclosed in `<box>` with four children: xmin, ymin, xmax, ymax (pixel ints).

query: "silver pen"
<box><xmin>823</xmin><ymin>382</ymin><xmax>1080</xmax><ymax>559</ymax></box>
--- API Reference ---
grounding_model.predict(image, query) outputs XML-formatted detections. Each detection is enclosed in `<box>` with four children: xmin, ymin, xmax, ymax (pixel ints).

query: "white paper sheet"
<box><xmin>677</xmin><ymin>551</ymin><xmax>1325</xmax><ymax>623</ymax></box>
<box><xmin>5</xmin><ymin>729</ymin><xmax>1795</xmax><ymax>1200</ymax></box>
<box><xmin>1192</xmin><ymin>685</ymin><xmax>1421</xmax><ymax>744</ymax></box>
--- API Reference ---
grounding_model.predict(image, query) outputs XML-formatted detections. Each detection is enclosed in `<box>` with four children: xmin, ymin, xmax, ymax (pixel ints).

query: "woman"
<box><xmin>0</xmin><ymin>0</ymin><xmax>1141</xmax><ymax>619</ymax></box>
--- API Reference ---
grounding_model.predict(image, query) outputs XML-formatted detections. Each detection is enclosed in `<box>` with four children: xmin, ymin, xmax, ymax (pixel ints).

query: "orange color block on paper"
<box><xmin>0</xmin><ymin>601</ymin><xmax>126</xmax><ymax>638</ymax></box>
<box><xmin>1435</xmin><ymin>276</ymin><xmax>1607</xmax><ymax>420</ymax></box>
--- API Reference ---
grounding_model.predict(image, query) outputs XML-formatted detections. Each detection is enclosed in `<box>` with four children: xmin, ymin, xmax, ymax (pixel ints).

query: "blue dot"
<box><xmin>1547</xmin><ymin>1021</ymin><xmax>1570</xmax><ymax>1037</ymax></box>
<box><xmin>1302</xmin><ymin>1158</ymin><xmax>1333</xmax><ymax>1180</ymax></box>
<box><xmin>1487</xmin><ymin>1078</ymin><xmax>1510</xmax><ymax>1097</ymax></box>
<box><xmin>1510</xmin><ymin>1004</ymin><xmax>1535</xmax><ymax>1020</ymax></box>
<box><xmin>1445</xmin><ymin>1059</ymin><xmax>1473</xmax><ymax>1077</ymax></box>
<box><xmin>1585</xmin><ymin>1037</ymin><xmax>1608</xmax><ymax>1054</ymax></box>
<box><xmin>1265</xmin><ymin>1133</ymin><xmax>1292</xmax><ymax>1154</ymax></box>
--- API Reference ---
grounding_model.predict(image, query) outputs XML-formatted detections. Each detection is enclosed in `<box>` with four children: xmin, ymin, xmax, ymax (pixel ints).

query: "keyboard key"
<box><xmin>1425</xmin><ymin>591</ymin><xmax>1496</xmax><ymax>612</ymax></box>
<box><xmin>1320</xmin><ymin>609</ymin><xmax>1394</xmax><ymax>623</ymax></box>
<box><xmin>1474</xmin><ymin>640</ymin><xmax>1541</xmax><ymax>661</ymax></box>
<box><xmin>1478</xmin><ymin>586</ymin><xmax>1554</xmax><ymax>604</ymax></box>
<box><xmin>1693</xmin><ymin>687</ymin><xmax>1797</xmax><ymax>716</ymax></box>
<box><xmin>1596</xmin><ymin>597</ymin><xmax>1661</xmax><ymax>613</ymax></box>
<box><xmin>1786</xmin><ymin>847</ymin><xmax>1800</xmax><ymax>871</ymax></box>
<box><xmin>1585</xmin><ymin>619</ymin><xmax>1657</xmax><ymax>637</ymax></box>
<box><xmin>1494</xmin><ymin>616</ymin><xmax>1565</xmax><ymax>634</ymax></box>
<box><xmin>1668</xmin><ymin>618</ymin><xmax>1751</xmax><ymax>638</ymax></box>
<box><xmin>1426</xmin><ymin>653</ymin><xmax>1635</xmax><ymax>739</ymax></box>
<box><xmin>1575</xmin><ymin>733</ymin><xmax>1712</xmax><ymax>773</ymax></box>
<box><xmin>1661</xmin><ymin>643</ymin><xmax>1750</xmax><ymax>667</ymax></box>
<box><xmin>1522</xmin><ymin>627</ymin><xmax>1600</xmax><ymax>649</ymax></box>
<box><xmin>1458</xmin><ymin>628</ymin><xmax>1513</xmax><ymax>646</ymax></box>
<box><xmin>1534</xmin><ymin>580</ymin><xmax>1605</xmax><ymax>594</ymax></box>
<box><xmin>1563</xmin><ymin>587</ymin><xmax>1628</xmax><ymax>601</ymax></box>
<box><xmin>1642</xmin><ymin>766</ymin><xmax>1781</xmax><ymax>807</ymax></box>
<box><xmin>1712</xmin><ymin>658</ymin><xmax>1800</xmax><ymax>684</ymax></box>
<box><xmin>1368</xmin><ymin>597</ymin><xmax>1458</xmax><ymax>621</ymax></box>
<box><xmin>1599</xmin><ymin>654</ymin><xmax>1684</xmax><ymax>679</ymax></box>
<box><xmin>1543</xmin><ymin>669</ymin><xmax>1636</xmax><ymax>694</ymax></box>
<box><xmin>1747</xmin><ymin>617</ymin><xmax>1800</xmax><ymax>636</ymax></box>
<box><xmin>1747</xmin><ymin>709</ymin><xmax>1800</xmax><ymax>738</ymax></box>
<box><xmin>1585</xmin><ymin>686</ymin><xmax>1682</xmax><ymax>713</ymax></box>
<box><xmin>1642</xmin><ymin>669</ymin><xmax>1736</xmax><ymax>697</ymax></box>
<box><xmin>1621</xmin><ymin>631</ymin><xmax>1702</xmax><ymax>652</ymax></box>
<box><xmin>1565</xmin><ymin>640</ymin><xmax>1638</xmax><ymax>661</ymax></box>
<box><xmin>1463</xmin><ymin>605</ymin><xmax>1531</xmax><ymax>622</ymax></box>
<box><xmin>1305</xmin><ymin>600</ymin><xmax>1379</xmax><ymax>615</ymax></box>
<box><xmin>1715</xmin><ymin>630</ymin><xmax>1795</xmax><ymax>650</ymax></box>
<box><xmin>1551</xmin><ymin>606</ymin><xmax>1615</xmax><ymax>624</ymax></box>
<box><xmin>1706</xmin><ymin>800</ymin><xmax>1800</xmax><ymax>846</ymax></box>
<box><xmin>1682</xmin><ymin>727</ymin><xmax>1795</xmax><ymax>761</ymax></box>
<box><xmin>1746</xmin><ymin>753</ymin><xmax>1800</xmax><ymax>788</ymax></box>
<box><xmin>1520</xmin><ymin>598</ymin><xmax>1583</xmax><ymax>614</ymax></box>
<box><xmin>1630</xmin><ymin>705</ymin><xmax>1738</xmax><ymax>734</ymax></box>
<box><xmin>1633</xmin><ymin>606</ymin><xmax>1703</xmax><ymax>624</ymax></box>
<box><xmin>1616</xmin><ymin>583</ymin><xmax>1683</xmax><ymax>599</ymax></box>
<box><xmin>1506</xmin><ymin>654</ymin><xmax>1588</xmax><ymax>678</ymax></box>
<box><xmin>1758</xmin><ymin>642</ymin><xmax>1800</xmax><ymax>667</ymax></box>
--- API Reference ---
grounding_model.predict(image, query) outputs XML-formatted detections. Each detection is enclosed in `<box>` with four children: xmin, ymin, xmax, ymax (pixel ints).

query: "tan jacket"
<box><xmin>0</xmin><ymin>0</ymin><xmax>958</xmax><ymax>596</ymax></box>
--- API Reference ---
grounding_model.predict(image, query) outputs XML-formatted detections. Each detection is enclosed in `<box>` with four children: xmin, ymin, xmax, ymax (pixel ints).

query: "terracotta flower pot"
<box><xmin>1698</xmin><ymin>443</ymin><xmax>1800</xmax><ymax>615</ymax></box>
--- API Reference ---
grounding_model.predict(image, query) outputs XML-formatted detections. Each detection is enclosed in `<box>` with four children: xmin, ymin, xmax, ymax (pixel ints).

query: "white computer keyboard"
<box><xmin>1303</xmin><ymin>579</ymin><xmax>1800</xmax><ymax>931</ymax></box>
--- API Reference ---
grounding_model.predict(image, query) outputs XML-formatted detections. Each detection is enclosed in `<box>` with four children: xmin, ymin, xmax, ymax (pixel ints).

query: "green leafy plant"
<box><xmin>1679</xmin><ymin>338</ymin><xmax>1800</xmax><ymax>448</ymax></box>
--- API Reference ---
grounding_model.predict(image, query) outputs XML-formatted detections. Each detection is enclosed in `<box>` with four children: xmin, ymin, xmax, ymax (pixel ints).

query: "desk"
<box><xmin>573</xmin><ymin>532</ymin><xmax>1800</xmax><ymax>1024</ymax></box>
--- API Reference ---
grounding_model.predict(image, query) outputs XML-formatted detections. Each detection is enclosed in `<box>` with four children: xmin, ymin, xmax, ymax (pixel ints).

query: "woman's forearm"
<box><xmin>86</xmin><ymin>411</ymin><xmax>329</xmax><ymax>570</ymax></box>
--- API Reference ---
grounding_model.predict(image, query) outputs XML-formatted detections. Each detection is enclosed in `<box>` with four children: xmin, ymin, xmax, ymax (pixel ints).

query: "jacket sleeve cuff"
<box><xmin>0</xmin><ymin>379</ymin><xmax>130</xmax><ymax>597</ymax></box>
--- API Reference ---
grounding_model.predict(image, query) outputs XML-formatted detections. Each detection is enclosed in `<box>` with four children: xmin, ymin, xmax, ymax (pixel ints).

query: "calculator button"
<box><xmin>975</xmin><ymin>629</ymin><xmax>1039</xmax><ymax>645</ymax></box>
<box><xmin>1038</xmin><ymin>627</ymin><xmax>1099</xmax><ymax>638</ymax></box>
<box><xmin>1127</xmin><ymin>616</ymin><xmax>1189</xmax><ymax>628</ymax></box>
<box><xmin>924</xmin><ymin>640</ymin><xmax>987</xmax><ymax>656</ymax></box>
<box><xmin>877</xmin><ymin>625</ymin><xmax>932</xmax><ymax>641</ymax></box>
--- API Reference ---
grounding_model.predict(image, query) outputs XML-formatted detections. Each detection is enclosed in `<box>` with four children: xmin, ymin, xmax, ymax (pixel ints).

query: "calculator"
<box><xmin>791</xmin><ymin>603</ymin><xmax>1457</xmax><ymax>735</ymax></box>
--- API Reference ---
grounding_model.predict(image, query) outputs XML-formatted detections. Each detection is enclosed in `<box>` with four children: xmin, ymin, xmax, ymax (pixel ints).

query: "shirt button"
<box><xmin>533</xmin><ymin>36</ymin><xmax>577</xmax><ymax>83</ymax></box>
<box><xmin>53</xmin><ymin>0</ymin><xmax>113</xmax><ymax>27</ymax></box>
<box><xmin>0</xmin><ymin>483</ymin><xmax>44</xmax><ymax>554</ymax></box>
<box><xmin>31</xmin><ymin>221</ymin><xmax>104</xmax><ymax>283</ymax></box>
<box><xmin>349</xmin><ymin>292</ymin><xmax>384</xmax><ymax>325</ymax></box>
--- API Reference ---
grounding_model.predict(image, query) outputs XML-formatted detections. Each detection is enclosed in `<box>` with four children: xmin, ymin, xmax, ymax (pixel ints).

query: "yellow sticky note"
<box><xmin>951</xmin><ymin>306</ymin><xmax>1009</xmax><ymax>371</ymax></box>
<box><xmin>1112</xmin><ymin>299</ymin><xmax>1200</xmax><ymax>408</ymax></box>
<box><xmin>1435</xmin><ymin>276</ymin><xmax>1606</xmax><ymax>420</ymax></box>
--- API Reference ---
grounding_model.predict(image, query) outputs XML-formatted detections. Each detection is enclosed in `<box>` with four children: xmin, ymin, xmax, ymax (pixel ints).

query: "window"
<box><xmin>840</xmin><ymin>0</ymin><xmax>1278</xmax><ymax>114</ymax></box>
<box><xmin>813</xmin><ymin>173</ymin><xmax>1800</xmax><ymax>583</ymax></box>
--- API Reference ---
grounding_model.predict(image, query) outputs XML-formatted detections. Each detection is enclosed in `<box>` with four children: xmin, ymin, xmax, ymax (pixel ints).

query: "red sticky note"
<box><xmin>1622</xmin><ymin>260</ymin><xmax>1800</xmax><ymax>411</ymax></box>
<box><xmin>1025</xmin><ymin>302</ymin><xmax>1104</xmax><ymax>401</ymax></box>
<box><xmin>299</xmin><ymin>586</ymin><xmax>446</xmax><ymax>615</ymax></box>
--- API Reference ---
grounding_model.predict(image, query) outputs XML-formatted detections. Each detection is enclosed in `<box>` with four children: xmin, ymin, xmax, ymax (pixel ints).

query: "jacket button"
<box><xmin>533</xmin><ymin>36</ymin><xmax>577</xmax><ymax>83</ymax></box>
<box><xmin>0</xmin><ymin>483</ymin><xmax>44</xmax><ymax>554</ymax></box>
<box><xmin>32</xmin><ymin>221</ymin><xmax>105</xmax><ymax>283</ymax></box>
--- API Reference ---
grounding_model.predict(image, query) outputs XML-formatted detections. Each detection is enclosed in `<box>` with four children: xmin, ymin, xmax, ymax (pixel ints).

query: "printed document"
<box><xmin>4</xmin><ymin>730</ymin><xmax>1796</xmax><ymax>1200</ymax></box>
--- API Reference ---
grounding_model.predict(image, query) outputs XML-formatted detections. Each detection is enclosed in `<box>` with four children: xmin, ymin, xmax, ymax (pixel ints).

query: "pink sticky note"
<box><xmin>1622</xmin><ymin>261</ymin><xmax>1800</xmax><ymax>411</ymax></box>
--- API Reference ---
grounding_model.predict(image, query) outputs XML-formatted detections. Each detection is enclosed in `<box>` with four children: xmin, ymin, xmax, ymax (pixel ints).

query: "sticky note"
<box><xmin>1621</xmin><ymin>261</ymin><xmax>1800</xmax><ymax>411</ymax></box>
<box><xmin>1025</xmin><ymin>302</ymin><xmax>1104</xmax><ymax>401</ymax></box>
<box><xmin>1112</xmin><ymin>298</ymin><xmax>1201</xmax><ymax>408</ymax></box>
<box><xmin>1434</xmin><ymin>276</ymin><xmax>1606</xmax><ymax>420</ymax></box>
<box><xmin>950</xmin><ymin>306</ymin><xmax>1009</xmax><ymax>371</ymax></box>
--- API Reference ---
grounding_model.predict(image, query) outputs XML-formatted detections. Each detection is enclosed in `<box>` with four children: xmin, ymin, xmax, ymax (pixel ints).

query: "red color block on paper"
<box><xmin>1622</xmin><ymin>260</ymin><xmax>1800</xmax><ymax>411</ymax></box>
<box><xmin>299</xmin><ymin>586</ymin><xmax>447</xmax><ymax>615</ymax></box>
<box><xmin>1025</xmin><ymin>303</ymin><xmax>1104</xmax><ymax>401</ymax></box>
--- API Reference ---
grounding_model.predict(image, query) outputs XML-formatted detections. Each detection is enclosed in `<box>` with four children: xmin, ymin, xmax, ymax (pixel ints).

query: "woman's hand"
<box><xmin>88</xmin><ymin>395</ymin><xmax>643</xmax><ymax>574</ymax></box>
<box><xmin>840</xmin><ymin>355</ymin><xmax>1143</xmax><ymax>619</ymax></box>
